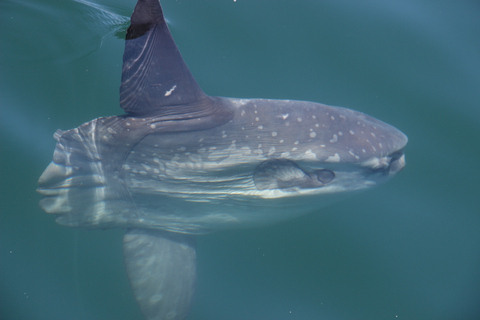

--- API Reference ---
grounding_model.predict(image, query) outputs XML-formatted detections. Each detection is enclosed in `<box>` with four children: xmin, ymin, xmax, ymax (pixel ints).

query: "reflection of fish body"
<box><xmin>37</xmin><ymin>0</ymin><xmax>407</xmax><ymax>319</ymax></box>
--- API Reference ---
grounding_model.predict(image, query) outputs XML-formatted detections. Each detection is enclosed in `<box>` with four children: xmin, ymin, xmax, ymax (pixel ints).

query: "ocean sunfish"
<box><xmin>37</xmin><ymin>0</ymin><xmax>407</xmax><ymax>319</ymax></box>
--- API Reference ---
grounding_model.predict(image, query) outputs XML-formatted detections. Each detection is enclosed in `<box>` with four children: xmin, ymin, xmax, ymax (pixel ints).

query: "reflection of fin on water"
<box><xmin>38</xmin><ymin>0</ymin><xmax>407</xmax><ymax>319</ymax></box>
<box><xmin>73</xmin><ymin>0</ymin><xmax>130</xmax><ymax>44</ymax></box>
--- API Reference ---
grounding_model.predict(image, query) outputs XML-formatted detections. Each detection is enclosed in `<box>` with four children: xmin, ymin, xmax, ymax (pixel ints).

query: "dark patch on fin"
<box><xmin>120</xmin><ymin>0</ymin><xmax>206</xmax><ymax>116</ymax></box>
<box><xmin>126</xmin><ymin>0</ymin><xmax>164</xmax><ymax>39</ymax></box>
<box><xmin>253</xmin><ymin>159</ymin><xmax>335</xmax><ymax>190</ymax></box>
<box><xmin>123</xmin><ymin>228</ymin><xmax>196</xmax><ymax>320</ymax></box>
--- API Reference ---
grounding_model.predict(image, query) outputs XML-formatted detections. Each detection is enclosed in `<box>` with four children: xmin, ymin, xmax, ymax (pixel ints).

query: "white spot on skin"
<box><xmin>280</xmin><ymin>152</ymin><xmax>290</xmax><ymax>158</ymax></box>
<box><xmin>312</xmin><ymin>115</ymin><xmax>317</xmax><ymax>120</ymax></box>
<box><xmin>315</xmin><ymin>123</ymin><xmax>320</xmax><ymax>128</ymax></box>
<box><xmin>241</xmin><ymin>110</ymin><xmax>246</xmax><ymax>116</ymax></box>
<box><xmin>304</xmin><ymin>149</ymin><xmax>317</xmax><ymax>160</ymax></box>
<box><xmin>331</xmin><ymin>115</ymin><xmax>335</xmax><ymax>121</ymax></box>
<box><xmin>258</xmin><ymin>125</ymin><xmax>263</xmax><ymax>130</ymax></box>
<box><xmin>366</xmin><ymin>139</ymin><xmax>377</xmax><ymax>152</ymax></box>
<box><xmin>310</xmin><ymin>132</ymin><xmax>316</xmax><ymax>138</ymax></box>
<box><xmin>255</xmin><ymin>117</ymin><xmax>260</xmax><ymax>122</ymax></box>
<box><xmin>268</xmin><ymin>147</ymin><xmax>276</xmax><ymax>155</ymax></box>
<box><xmin>272</xmin><ymin>132</ymin><xmax>277</xmax><ymax>137</ymax></box>
<box><xmin>279</xmin><ymin>139</ymin><xmax>284</xmax><ymax>143</ymax></box>
<box><xmin>361</xmin><ymin>157</ymin><xmax>389</xmax><ymax>170</ymax></box>
<box><xmin>294</xmin><ymin>141</ymin><xmax>299</xmax><ymax>145</ymax></box>
<box><xmin>291</xmin><ymin>147</ymin><xmax>298</xmax><ymax>152</ymax></box>
<box><xmin>164</xmin><ymin>85</ymin><xmax>177</xmax><ymax>96</ymax></box>
<box><xmin>150</xmin><ymin>124</ymin><xmax>156</xmax><ymax>129</ymax></box>
<box><xmin>297</xmin><ymin>118</ymin><xmax>303</xmax><ymax>122</ymax></box>
<box><xmin>338</xmin><ymin>131</ymin><xmax>343</xmax><ymax>136</ymax></box>
<box><xmin>330</xmin><ymin>134</ymin><xmax>338</xmax><ymax>143</ymax></box>
<box><xmin>325</xmin><ymin>153</ymin><xmax>341</xmax><ymax>163</ymax></box>
<box><xmin>371</xmin><ymin>132</ymin><xmax>377</xmax><ymax>138</ymax></box>
<box><xmin>349</xmin><ymin>130</ymin><xmax>355</xmax><ymax>135</ymax></box>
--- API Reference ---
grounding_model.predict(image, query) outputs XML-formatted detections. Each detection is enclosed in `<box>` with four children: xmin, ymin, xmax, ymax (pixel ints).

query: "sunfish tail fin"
<box><xmin>123</xmin><ymin>228</ymin><xmax>196</xmax><ymax>320</ymax></box>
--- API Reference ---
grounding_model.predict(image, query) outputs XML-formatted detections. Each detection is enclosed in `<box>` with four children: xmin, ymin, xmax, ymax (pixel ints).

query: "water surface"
<box><xmin>1</xmin><ymin>0</ymin><xmax>479</xmax><ymax>319</ymax></box>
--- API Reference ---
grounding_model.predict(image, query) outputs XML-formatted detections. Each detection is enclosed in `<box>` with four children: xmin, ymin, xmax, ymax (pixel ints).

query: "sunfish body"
<box><xmin>37</xmin><ymin>0</ymin><xmax>407</xmax><ymax>319</ymax></box>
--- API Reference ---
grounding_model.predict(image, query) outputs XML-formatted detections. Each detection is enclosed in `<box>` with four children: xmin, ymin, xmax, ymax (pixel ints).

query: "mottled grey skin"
<box><xmin>37</xmin><ymin>0</ymin><xmax>407</xmax><ymax>319</ymax></box>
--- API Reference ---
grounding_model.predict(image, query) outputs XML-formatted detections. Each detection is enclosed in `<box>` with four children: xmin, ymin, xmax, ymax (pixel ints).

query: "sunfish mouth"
<box><xmin>376</xmin><ymin>150</ymin><xmax>406</xmax><ymax>174</ymax></box>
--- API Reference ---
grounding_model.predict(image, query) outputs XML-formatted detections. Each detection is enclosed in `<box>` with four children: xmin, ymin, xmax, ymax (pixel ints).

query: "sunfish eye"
<box><xmin>315</xmin><ymin>169</ymin><xmax>335</xmax><ymax>184</ymax></box>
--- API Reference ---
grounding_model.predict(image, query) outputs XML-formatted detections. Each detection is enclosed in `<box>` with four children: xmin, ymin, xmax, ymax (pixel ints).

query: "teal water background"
<box><xmin>1</xmin><ymin>0</ymin><xmax>480</xmax><ymax>319</ymax></box>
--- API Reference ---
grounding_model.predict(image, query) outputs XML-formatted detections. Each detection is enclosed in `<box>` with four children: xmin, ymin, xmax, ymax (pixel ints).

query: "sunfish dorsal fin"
<box><xmin>120</xmin><ymin>0</ymin><xmax>206</xmax><ymax>116</ymax></box>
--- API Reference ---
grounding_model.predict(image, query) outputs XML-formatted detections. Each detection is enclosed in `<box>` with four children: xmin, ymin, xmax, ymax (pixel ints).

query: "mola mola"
<box><xmin>37</xmin><ymin>0</ymin><xmax>407</xmax><ymax>319</ymax></box>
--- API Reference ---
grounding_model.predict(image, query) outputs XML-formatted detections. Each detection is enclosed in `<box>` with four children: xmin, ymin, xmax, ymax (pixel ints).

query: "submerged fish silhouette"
<box><xmin>37</xmin><ymin>0</ymin><xmax>407</xmax><ymax>319</ymax></box>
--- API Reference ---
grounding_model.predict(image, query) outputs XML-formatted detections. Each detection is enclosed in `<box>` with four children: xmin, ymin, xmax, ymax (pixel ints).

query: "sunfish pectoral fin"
<box><xmin>253</xmin><ymin>159</ymin><xmax>335</xmax><ymax>190</ymax></box>
<box><xmin>123</xmin><ymin>228</ymin><xmax>196</xmax><ymax>320</ymax></box>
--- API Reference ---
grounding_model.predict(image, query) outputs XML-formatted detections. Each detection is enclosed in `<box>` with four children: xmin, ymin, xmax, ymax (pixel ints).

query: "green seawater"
<box><xmin>1</xmin><ymin>0</ymin><xmax>479</xmax><ymax>319</ymax></box>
